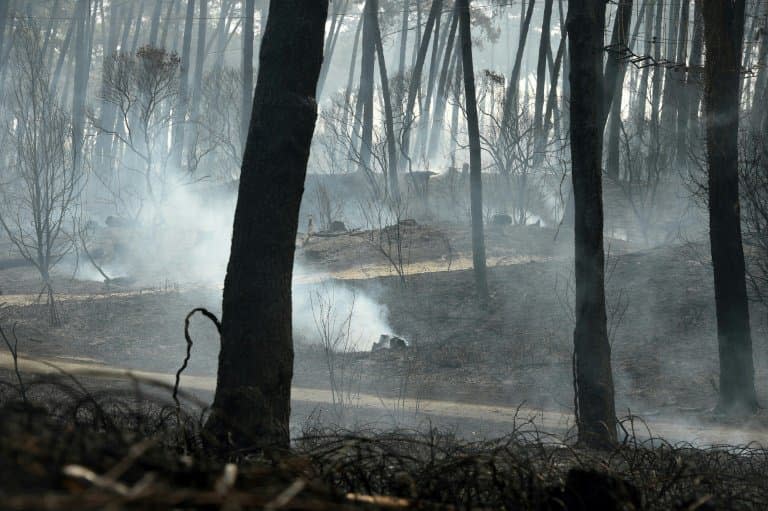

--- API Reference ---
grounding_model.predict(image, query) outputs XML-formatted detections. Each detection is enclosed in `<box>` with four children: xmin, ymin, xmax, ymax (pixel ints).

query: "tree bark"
<box><xmin>149</xmin><ymin>0</ymin><xmax>164</xmax><ymax>47</ymax></box>
<box><xmin>702</xmin><ymin>0</ymin><xmax>758</xmax><ymax>414</ymax></box>
<box><xmin>401</xmin><ymin>0</ymin><xmax>444</xmax><ymax>164</ymax></box>
<box><xmin>72</xmin><ymin>0</ymin><xmax>92</xmax><ymax>172</ymax></box>
<box><xmin>357</xmin><ymin>0</ymin><xmax>376</xmax><ymax>172</ymax></box>
<box><xmin>207</xmin><ymin>0</ymin><xmax>329</xmax><ymax>451</ymax></box>
<box><xmin>398</xmin><ymin>0</ymin><xmax>409</xmax><ymax>78</ymax></box>
<box><xmin>534</xmin><ymin>0</ymin><xmax>554</xmax><ymax>163</ymax></box>
<box><xmin>426</xmin><ymin>5</ymin><xmax>459</xmax><ymax>159</ymax></box>
<box><xmin>567</xmin><ymin>0</ymin><xmax>617</xmax><ymax>449</ymax></box>
<box><xmin>458</xmin><ymin>0</ymin><xmax>489</xmax><ymax>301</ymax></box>
<box><xmin>502</xmin><ymin>0</ymin><xmax>536</xmax><ymax>130</ymax></box>
<box><xmin>172</xmin><ymin>0</ymin><xmax>195</xmax><ymax>170</ymax></box>
<box><xmin>372</xmin><ymin>1</ymin><xmax>399</xmax><ymax>201</ymax></box>
<box><xmin>603</xmin><ymin>0</ymin><xmax>635</xmax><ymax>180</ymax></box>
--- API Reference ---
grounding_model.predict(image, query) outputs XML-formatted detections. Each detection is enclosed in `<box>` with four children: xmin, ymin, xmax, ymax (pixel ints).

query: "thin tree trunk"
<box><xmin>372</xmin><ymin>1</ymin><xmax>399</xmax><ymax>200</ymax></box>
<box><xmin>207</xmin><ymin>0</ymin><xmax>329</xmax><ymax>452</ymax></box>
<box><xmin>72</xmin><ymin>0</ymin><xmax>92</xmax><ymax>172</ymax></box>
<box><xmin>458</xmin><ymin>0</ymin><xmax>489</xmax><ymax>301</ymax></box>
<box><xmin>534</xmin><ymin>0</ymin><xmax>554</xmax><ymax>163</ymax></box>
<box><xmin>342</xmin><ymin>13</ymin><xmax>363</xmax><ymax>133</ymax></box>
<box><xmin>172</xmin><ymin>0</ymin><xmax>195</xmax><ymax>170</ymax></box>
<box><xmin>159</xmin><ymin>0</ymin><xmax>178</xmax><ymax>50</ymax></box>
<box><xmin>702</xmin><ymin>0</ymin><xmax>758</xmax><ymax>415</ymax></box>
<box><xmin>603</xmin><ymin>0</ymin><xmax>634</xmax><ymax>180</ymax></box>
<box><xmin>316</xmin><ymin>0</ymin><xmax>349</xmax><ymax>97</ymax></box>
<box><xmin>649</xmin><ymin>0</ymin><xmax>664</xmax><ymax>159</ymax></box>
<box><xmin>149</xmin><ymin>0</ymin><xmax>164</xmax><ymax>47</ymax></box>
<box><xmin>401</xmin><ymin>0</ymin><xmax>444</xmax><ymax>164</ymax></box>
<box><xmin>674</xmin><ymin>0</ymin><xmax>690</xmax><ymax>164</ymax></box>
<box><xmin>567</xmin><ymin>0</ymin><xmax>617</xmax><ymax>449</ymax></box>
<box><xmin>502</xmin><ymin>0</ymin><xmax>536</xmax><ymax>129</ymax></box>
<box><xmin>427</xmin><ymin>5</ymin><xmax>459</xmax><ymax>159</ymax></box>
<box><xmin>130</xmin><ymin>0</ymin><xmax>147</xmax><ymax>55</ymax></box>
<box><xmin>418</xmin><ymin>7</ymin><xmax>457</xmax><ymax>159</ymax></box>
<box><xmin>398</xmin><ymin>0</ymin><xmax>409</xmax><ymax>78</ymax></box>
<box><xmin>659</xmin><ymin>0</ymin><xmax>681</xmax><ymax>141</ymax></box>
<box><xmin>634</xmin><ymin>0</ymin><xmax>654</xmax><ymax>133</ymax></box>
<box><xmin>190</xmin><ymin>0</ymin><xmax>208</xmax><ymax>116</ymax></box>
<box><xmin>686</xmin><ymin>0</ymin><xmax>704</xmax><ymax>134</ymax></box>
<box><xmin>357</xmin><ymin>0</ymin><xmax>376</xmax><ymax>172</ymax></box>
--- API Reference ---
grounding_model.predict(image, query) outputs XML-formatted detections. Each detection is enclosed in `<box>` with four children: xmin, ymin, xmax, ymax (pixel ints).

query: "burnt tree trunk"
<box><xmin>702</xmin><ymin>0</ymin><xmax>758</xmax><ymax>414</ymax></box>
<box><xmin>401</xmin><ymin>0</ymin><xmax>444</xmax><ymax>164</ymax></box>
<box><xmin>603</xmin><ymin>0</ymin><xmax>634</xmax><ymax>180</ymax></box>
<box><xmin>534</xmin><ymin>0</ymin><xmax>554</xmax><ymax>164</ymax></box>
<box><xmin>357</xmin><ymin>0</ymin><xmax>376</xmax><ymax>172</ymax></box>
<box><xmin>372</xmin><ymin>0</ymin><xmax>400</xmax><ymax>200</ymax></box>
<box><xmin>567</xmin><ymin>0</ymin><xmax>617</xmax><ymax>449</ymax></box>
<box><xmin>502</xmin><ymin>0</ymin><xmax>536</xmax><ymax>129</ymax></box>
<box><xmin>207</xmin><ymin>0</ymin><xmax>329</xmax><ymax>451</ymax></box>
<box><xmin>458</xmin><ymin>0</ymin><xmax>488</xmax><ymax>301</ymax></box>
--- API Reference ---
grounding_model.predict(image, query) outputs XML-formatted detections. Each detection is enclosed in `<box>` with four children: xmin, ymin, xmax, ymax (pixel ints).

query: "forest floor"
<box><xmin>1</xmin><ymin>220</ymin><xmax>768</xmax><ymax>445</ymax></box>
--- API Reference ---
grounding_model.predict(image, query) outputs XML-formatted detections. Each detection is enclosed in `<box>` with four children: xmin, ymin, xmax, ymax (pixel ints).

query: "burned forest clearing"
<box><xmin>4</xmin><ymin>0</ymin><xmax>768</xmax><ymax>508</ymax></box>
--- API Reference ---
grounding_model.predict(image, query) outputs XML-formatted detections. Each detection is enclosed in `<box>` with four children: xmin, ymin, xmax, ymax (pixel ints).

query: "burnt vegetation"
<box><xmin>1</xmin><ymin>0</ymin><xmax>768</xmax><ymax>509</ymax></box>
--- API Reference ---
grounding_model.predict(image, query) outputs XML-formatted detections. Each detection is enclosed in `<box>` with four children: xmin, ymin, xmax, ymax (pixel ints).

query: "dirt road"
<box><xmin>1</xmin><ymin>351</ymin><xmax>766</xmax><ymax>447</ymax></box>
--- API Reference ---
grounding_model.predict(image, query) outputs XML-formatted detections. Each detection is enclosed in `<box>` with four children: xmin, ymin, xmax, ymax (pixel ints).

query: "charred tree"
<box><xmin>533</xmin><ymin>0</ymin><xmax>554</xmax><ymax>163</ymax></box>
<box><xmin>72</xmin><ymin>0</ymin><xmax>92</xmax><ymax>172</ymax></box>
<box><xmin>207</xmin><ymin>0</ymin><xmax>329</xmax><ymax>451</ymax></box>
<box><xmin>372</xmin><ymin>1</ymin><xmax>400</xmax><ymax>200</ymax></box>
<box><xmin>603</xmin><ymin>0</ymin><xmax>634</xmax><ymax>180</ymax></box>
<box><xmin>458</xmin><ymin>0</ymin><xmax>489</xmax><ymax>301</ymax></box>
<box><xmin>567</xmin><ymin>0</ymin><xmax>617</xmax><ymax>449</ymax></box>
<box><xmin>401</xmin><ymin>0</ymin><xmax>444</xmax><ymax>164</ymax></box>
<box><xmin>357</xmin><ymin>0</ymin><xmax>376</xmax><ymax>172</ymax></box>
<box><xmin>501</xmin><ymin>0</ymin><xmax>536</xmax><ymax>129</ymax></box>
<box><xmin>702</xmin><ymin>0</ymin><xmax>758</xmax><ymax>414</ymax></box>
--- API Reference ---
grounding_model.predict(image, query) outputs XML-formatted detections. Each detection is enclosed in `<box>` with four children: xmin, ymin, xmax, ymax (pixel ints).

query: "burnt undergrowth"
<box><xmin>1</xmin><ymin>366</ymin><xmax>768</xmax><ymax>510</ymax></box>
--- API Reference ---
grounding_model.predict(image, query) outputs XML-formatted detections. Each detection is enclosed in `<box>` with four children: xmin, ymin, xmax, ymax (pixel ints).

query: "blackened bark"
<box><xmin>207</xmin><ymin>0</ymin><xmax>329</xmax><ymax>451</ymax></box>
<box><xmin>633</xmin><ymin>0</ymin><xmax>654</xmax><ymax>133</ymax></box>
<box><xmin>659</xmin><ymin>0</ymin><xmax>681</xmax><ymax>141</ymax></box>
<box><xmin>674</xmin><ymin>0</ymin><xmax>690</xmax><ymax>164</ymax></box>
<box><xmin>426</xmin><ymin>5</ymin><xmax>459</xmax><ymax>159</ymax></box>
<box><xmin>603</xmin><ymin>0</ymin><xmax>635</xmax><ymax>180</ymax></box>
<box><xmin>567</xmin><ymin>0</ymin><xmax>617</xmax><ymax>449</ymax></box>
<box><xmin>458</xmin><ymin>0</ymin><xmax>489</xmax><ymax>301</ymax></box>
<box><xmin>534</xmin><ymin>0</ymin><xmax>554</xmax><ymax>163</ymax></box>
<box><xmin>702</xmin><ymin>0</ymin><xmax>758</xmax><ymax>414</ymax></box>
<box><xmin>358</xmin><ymin>0</ymin><xmax>376</xmax><ymax>171</ymax></box>
<box><xmin>502</xmin><ymin>0</ymin><xmax>536</xmax><ymax>129</ymax></box>
<box><xmin>372</xmin><ymin>2</ymin><xmax>399</xmax><ymax>200</ymax></box>
<box><xmin>601</xmin><ymin>0</ymin><xmax>633</xmax><ymax>129</ymax></box>
<box><xmin>649</xmin><ymin>0</ymin><xmax>664</xmax><ymax>156</ymax></box>
<box><xmin>401</xmin><ymin>0</ymin><xmax>444</xmax><ymax>163</ymax></box>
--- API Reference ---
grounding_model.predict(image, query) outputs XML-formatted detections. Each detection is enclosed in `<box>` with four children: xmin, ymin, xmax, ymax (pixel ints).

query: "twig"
<box><xmin>175</xmin><ymin>308</ymin><xmax>222</xmax><ymax>408</ymax></box>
